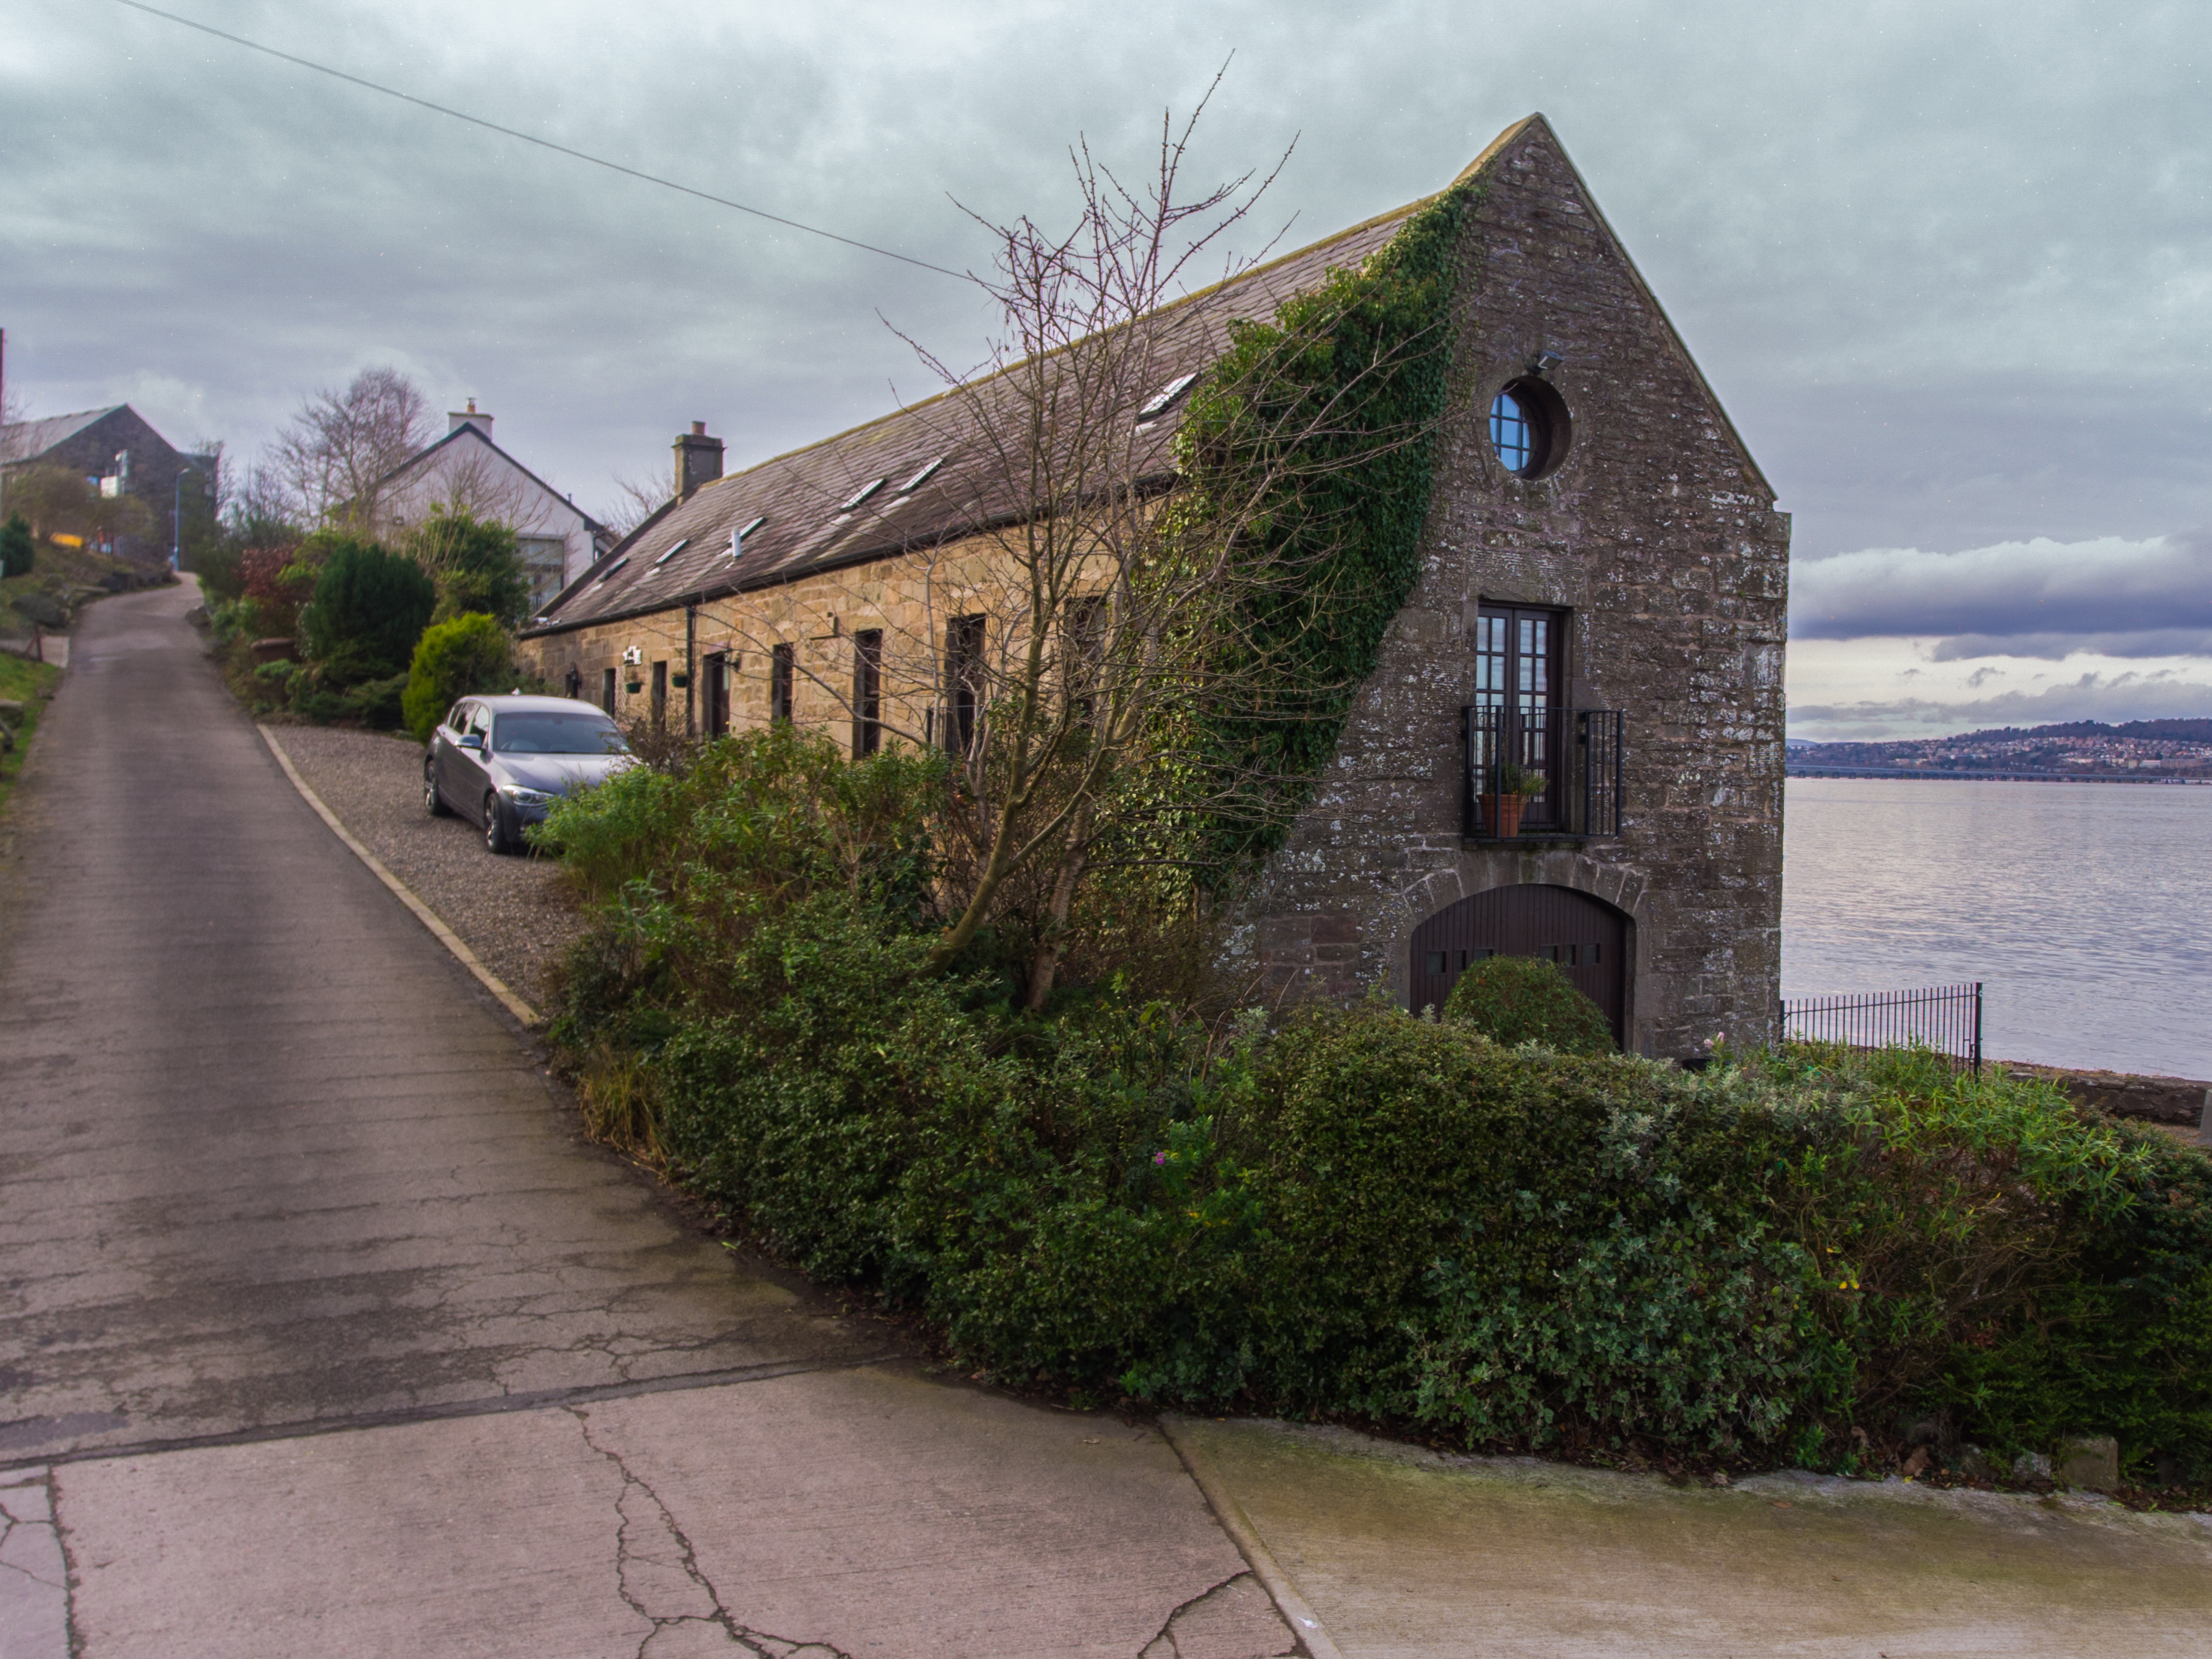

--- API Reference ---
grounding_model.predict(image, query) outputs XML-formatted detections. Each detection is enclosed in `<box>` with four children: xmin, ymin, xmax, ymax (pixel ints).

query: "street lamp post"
<box><xmin>171</xmin><ymin>466</ymin><xmax>193</xmax><ymax>572</ymax></box>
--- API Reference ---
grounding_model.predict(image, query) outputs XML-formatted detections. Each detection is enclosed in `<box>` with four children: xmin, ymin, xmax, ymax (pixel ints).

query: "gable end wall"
<box><xmin>1232</xmin><ymin>124</ymin><xmax>1791</xmax><ymax>1059</ymax></box>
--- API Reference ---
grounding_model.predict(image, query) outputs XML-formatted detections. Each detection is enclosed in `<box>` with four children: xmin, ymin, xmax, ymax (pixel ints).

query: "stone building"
<box><xmin>2</xmin><ymin>404</ymin><xmax>216</xmax><ymax>568</ymax></box>
<box><xmin>519</xmin><ymin>115</ymin><xmax>1791</xmax><ymax>1059</ymax></box>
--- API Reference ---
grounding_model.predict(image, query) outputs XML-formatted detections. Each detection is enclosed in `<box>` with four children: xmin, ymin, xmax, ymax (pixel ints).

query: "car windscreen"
<box><xmin>491</xmin><ymin>713</ymin><xmax>630</xmax><ymax>755</ymax></box>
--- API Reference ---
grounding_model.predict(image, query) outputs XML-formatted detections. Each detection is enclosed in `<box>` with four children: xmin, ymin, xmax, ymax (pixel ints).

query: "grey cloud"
<box><xmin>4</xmin><ymin>0</ymin><xmax>2212</xmax><ymax>548</ymax></box>
<box><xmin>1789</xmin><ymin>670</ymin><xmax>2212</xmax><ymax>741</ymax></box>
<box><xmin>1928</xmin><ymin>630</ymin><xmax>2212</xmax><ymax>662</ymax></box>
<box><xmin>1790</xmin><ymin>534</ymin><xmax>2212</xmax><ymax>647</ymax></box>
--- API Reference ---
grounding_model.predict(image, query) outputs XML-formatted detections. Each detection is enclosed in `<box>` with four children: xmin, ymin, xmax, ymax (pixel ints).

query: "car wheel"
<box><xmin>424</xmin><ymin>759</ymin><xmax>451</xmax><ymax>817</ymax></box>
<box><xmin>484</xmin><ymin>795</ymin><xmax>511</xmax><ymax>855</ymax></box>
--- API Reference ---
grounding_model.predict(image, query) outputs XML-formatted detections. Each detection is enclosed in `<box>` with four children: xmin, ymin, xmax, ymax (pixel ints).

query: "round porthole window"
<box><xmin>1488</xmin><ymin>377</ymin><xmax>1570</xmax><ymax>480</ymax></box>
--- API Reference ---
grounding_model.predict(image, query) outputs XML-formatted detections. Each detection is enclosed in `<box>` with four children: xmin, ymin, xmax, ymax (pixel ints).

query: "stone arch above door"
<box><xmin>1408</xmin><ymin>883</ymin><xmax>1629</xmax><ymax>1041</ymax></box>
<box><xmin>1382</xmin><ymin>851</ymin><xmax>1648</xmax><ymax>1038</ymax></box>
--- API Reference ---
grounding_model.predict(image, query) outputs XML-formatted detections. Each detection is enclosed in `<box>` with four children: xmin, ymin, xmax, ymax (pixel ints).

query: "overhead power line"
<box><xmin>110</xmin><ymin>0</ymin><xmax>968</xmax><ymax>281</ymax></box>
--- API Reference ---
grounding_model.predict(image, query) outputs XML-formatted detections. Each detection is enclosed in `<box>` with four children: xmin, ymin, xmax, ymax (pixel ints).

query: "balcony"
<box><xmin>1462</xmin><ymin>704</ymin><xmax>1624</xmax><ymax>841</ymax></box>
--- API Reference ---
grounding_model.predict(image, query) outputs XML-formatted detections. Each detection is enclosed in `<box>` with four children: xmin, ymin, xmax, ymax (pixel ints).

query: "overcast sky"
<box><xmin>4</xmin><ymin>0</ymin><xmax>2207</xmax><ymax>737</ymax></box>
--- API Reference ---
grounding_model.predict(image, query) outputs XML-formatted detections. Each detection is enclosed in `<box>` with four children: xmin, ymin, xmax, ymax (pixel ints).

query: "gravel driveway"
<box><xmin>264</xmin><ymin>723</ymin><xmax>587</xmax><ymax>1008</ymax></box>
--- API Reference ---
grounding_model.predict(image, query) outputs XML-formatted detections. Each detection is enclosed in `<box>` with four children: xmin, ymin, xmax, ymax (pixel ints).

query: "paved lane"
<box><xmin>0</xmin><ymin>582</ymin><xmax>868</xmax><ymax>1461</ymax></box>
<box><xmin>0</xmin><ymin>586</ymin><xmax>1295</xmax><ymax>1657</ymax></box>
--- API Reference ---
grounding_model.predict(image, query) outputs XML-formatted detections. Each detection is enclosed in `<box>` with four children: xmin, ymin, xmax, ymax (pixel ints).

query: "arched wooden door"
<box><xmin>1409</xmin><ymin>884</ymin><xmax>1627</xmax><ymax>1041</ymax></box>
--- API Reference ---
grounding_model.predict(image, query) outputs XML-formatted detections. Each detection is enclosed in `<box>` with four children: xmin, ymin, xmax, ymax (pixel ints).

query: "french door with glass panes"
<box><xmin>1472</xmin><ymin>604</ymin><xmax>1566</xmax><ymax>830</ymax></box>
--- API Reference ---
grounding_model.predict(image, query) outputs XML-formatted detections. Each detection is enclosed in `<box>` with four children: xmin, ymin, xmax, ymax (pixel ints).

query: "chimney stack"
<box><xmin>448</xmin><ymin>398</ymin><xmax>494</xmax><ymax>439</ymax></box>
<box><xmin>675</xmin><ymin>421</ymin><xmax>724</xmax><ymax>500</ymax></box>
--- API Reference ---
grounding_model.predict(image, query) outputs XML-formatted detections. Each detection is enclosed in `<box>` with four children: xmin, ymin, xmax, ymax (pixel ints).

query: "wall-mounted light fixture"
<box><xmin>1531</xmin><ymin>350</ymin><xmax>1565</xmax><ymax>378</ymax></box>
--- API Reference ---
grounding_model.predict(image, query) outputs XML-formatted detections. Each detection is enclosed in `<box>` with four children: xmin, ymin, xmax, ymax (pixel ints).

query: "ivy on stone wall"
<box><xmin>1170</xmin><ymin>177</ymin><xmax>1483</xmax><ymax>877</ymax></box>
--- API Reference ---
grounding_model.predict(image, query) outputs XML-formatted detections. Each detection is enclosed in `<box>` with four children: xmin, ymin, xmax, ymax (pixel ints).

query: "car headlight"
<box><xmin>500</xmin><ymin>785</ymin><xmax>557</xmax><ymax>806</ymax></box>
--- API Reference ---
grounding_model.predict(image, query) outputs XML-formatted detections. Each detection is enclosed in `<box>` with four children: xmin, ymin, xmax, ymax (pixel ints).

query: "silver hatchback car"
<box><xmin>424</xmin><ymin>694</ymin><xmax>634</xmax><ymax>853</ymax></box>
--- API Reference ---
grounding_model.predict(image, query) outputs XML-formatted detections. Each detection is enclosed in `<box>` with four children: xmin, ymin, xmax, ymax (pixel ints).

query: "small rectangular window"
<box><xmin>652</xmin><ymin>537</ymin><xmax>690</xmax><ymax>567</ymax></box>
<box><xmin>1137</xmin><ymin>372</ymin><xmax>1198</xmax><ymax>421</ymax></box>
<box><xmin>898</xmin><ymin>458</ymin><xmax>943</xmax><ymax>493</ymax></box>
<box><xmin>704</xmin><ymin>651</ymin><xmax>732</xmax><ymax>737</ymax></box>
<box><xmin>1425</xmin><ymin>951</ymin><xmax>1448</xmax><ymax>976</ymax></box>
<box><xmin>771</xmin><ymin>643</ymin><xmax>795</xmax><ymax>724</ymax></box>
<box><xmin>1064</xmin><ymin>595</ymin><xmax>1107</xmax><ymax>725</ymax></box>
<box><xmin>945</xmin><ymin>614</ymin><xmax>985</xmax><ymax>753</ymax></box>
<box><xmin>835</xmin><ymin>478</ymin><xmax>886</xmax><ymax>515</ymax></box>
<box><xmin>852</xmin><ymin>630</ymin><xmax>883</xmax><ymax>756</ymax></box>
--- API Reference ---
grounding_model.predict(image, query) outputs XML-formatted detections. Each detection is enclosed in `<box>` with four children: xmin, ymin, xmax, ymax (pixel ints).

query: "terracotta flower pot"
<box><xmin>1480</xmin><ymin>792</ymin><xmax>1528</xmax><ymax>837</ymax></box>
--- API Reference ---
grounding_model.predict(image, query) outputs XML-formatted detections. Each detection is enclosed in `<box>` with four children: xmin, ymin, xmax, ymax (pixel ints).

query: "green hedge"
<box><xmin>545</xmin><ymin>730</ymin><xmax>2212</xmax><ymax>1480</ymax></box>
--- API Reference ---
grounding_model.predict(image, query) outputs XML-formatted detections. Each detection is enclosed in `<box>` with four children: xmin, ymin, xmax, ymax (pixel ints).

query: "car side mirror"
<box><xmin>458</xmin><ymin>733</ymin><xmax>484</xmax><ymax>751</ymax></box>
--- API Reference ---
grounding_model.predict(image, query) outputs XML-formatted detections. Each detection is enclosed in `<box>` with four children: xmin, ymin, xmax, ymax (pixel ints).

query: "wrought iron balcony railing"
<box><xmin>1462</xmin><ymin>704</ymin><xmax>1624</xmax><ymax>840</ymax></box>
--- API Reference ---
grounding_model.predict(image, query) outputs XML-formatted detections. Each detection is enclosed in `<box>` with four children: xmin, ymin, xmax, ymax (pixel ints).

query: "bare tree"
<box><xmin>604</xmin><ymin>469</ymin><xmax>669</xmax><ymax>539</ymax></box>
<box><xmin>736</xmin><ymin>92</ymin><xmax>1446</xmax><ymax>1008</ymax></box>
<box><xmin>269</xmin><ymin>367</ymin><xmax>430</xmax><ymax>528</ymax></box>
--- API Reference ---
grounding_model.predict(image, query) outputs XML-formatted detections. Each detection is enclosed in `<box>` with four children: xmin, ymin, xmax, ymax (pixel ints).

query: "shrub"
<box><xmin>0</xmin><ymin>515</ymin><xmax>33</xmax><ymax>579</ymax></box>
<box><xmin>403</xmin><ymin>612</ymin><xmax>512</xmax><ymax>741</ymax></box>
<box><xmin>544</xmin><ymin>735</ymin><xmax>2212</xmax><ymax>1482</ymax></box>
<box><xmin>403</xmin><ymin>508</ymin><xmax>532</xmax><ymax>630</ymax></box>
<box><xmin>299</xmin><ymin>536</ymin><xmax>435</xmax><ymax>687</ymax></box>
<box><xmin>1442</xmin><ymin>953</ymin><xmax>1616</xmax><ymax>1055</ymax></box>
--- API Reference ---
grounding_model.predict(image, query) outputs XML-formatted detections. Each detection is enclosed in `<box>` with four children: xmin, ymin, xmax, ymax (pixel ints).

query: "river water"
<box><xmin>1781</xmin><ymin>778</ymin><xmax>2212</xmax><ymax>1080</ymax></box>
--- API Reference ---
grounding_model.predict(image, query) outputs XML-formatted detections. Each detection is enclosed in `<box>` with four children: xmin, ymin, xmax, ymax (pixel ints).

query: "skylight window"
<box><xmin>1137</xmin><ymin>372</ymin><xmax>1199</xmax><ymax>422</ymax></box>
<box><xmin>652</xmin><ymin>537</ymin><xmax>691</xmax><ymax>567</ymax></box>
<box><xmin>898</xmin><ymin>457</ymin><xmax>943</xmax><ymax>493</ymax></box>
<box><xmin>836</xmin><ymin>478</ymin><xmax>887</xmax><ymax>515</ymax></box>
<box><xmin>732</xmin><ymin>515</ymin><xmax>766</xmax><ymax>554</ymax></box>
<box><xmin>593</xmin><ymin>556</ymin><xmax>630</xmax><ymax>585</ymax></box>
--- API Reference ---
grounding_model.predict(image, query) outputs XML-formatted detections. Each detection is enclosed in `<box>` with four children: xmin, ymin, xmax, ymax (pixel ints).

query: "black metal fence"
<box><xmin>1463</xmin><ymin>705</ymin><xmax>1624</xmax><ymax>840</ymax></box>
<box><xmin>1779</xmin><ymin>983</ymin><xmax>1983</xmax><ymax>1074</ymax></box>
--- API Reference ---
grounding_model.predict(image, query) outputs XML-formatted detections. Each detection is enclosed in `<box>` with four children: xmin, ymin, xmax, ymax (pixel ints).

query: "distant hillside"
<box><xmin>1791</xmin><ymin>718</ymin><xmax>2212</xmax><ymax>779</ymax></box>
<box><xmin>1929</xmin><ymin>719</ymin><xmax>2212</xmax><ymax>745</ymax></box>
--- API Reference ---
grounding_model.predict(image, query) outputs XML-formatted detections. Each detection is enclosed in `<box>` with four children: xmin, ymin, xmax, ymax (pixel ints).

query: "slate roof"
<box><xmin>525</xmin><ymin>179</ymin><xmax>1457</xmax><ymax>639</ymax></box>
<box><xmin>4</xmin><ymin>406</ymin><xmax>123</xmax><ymax>462</ymax></box>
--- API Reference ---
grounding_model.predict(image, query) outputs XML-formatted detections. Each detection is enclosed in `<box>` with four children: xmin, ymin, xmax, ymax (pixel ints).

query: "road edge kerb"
<box><xmin>1159</xmin><ymin>1414</ymin><xmax>1347</xmax><ymax>1659</ymax></box>
<box><xmin>257</xmin><ymin>724</ymin><xmax>543</xmax><ymax>1027</ymax></box>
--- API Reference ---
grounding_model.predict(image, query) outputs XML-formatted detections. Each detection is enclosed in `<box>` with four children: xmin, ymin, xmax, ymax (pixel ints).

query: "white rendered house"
<box><xmin>365</xmin><ymin>403</ymin><xmax>613</xmax><ymax>612</ymax></box>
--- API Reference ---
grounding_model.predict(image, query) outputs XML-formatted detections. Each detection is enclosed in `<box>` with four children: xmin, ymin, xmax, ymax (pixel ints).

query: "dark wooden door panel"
<box><xmin>1409</xmin><ymin>884</ymin><xmax>1625</xmax><ymax>1042</ymax></box>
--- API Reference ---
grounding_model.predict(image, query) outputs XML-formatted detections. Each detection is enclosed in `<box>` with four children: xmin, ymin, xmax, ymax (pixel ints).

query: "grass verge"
<box><xmin>0</xmin><ymin>651</ymin><xmax>63</xmax><ymax>821</ymax></box>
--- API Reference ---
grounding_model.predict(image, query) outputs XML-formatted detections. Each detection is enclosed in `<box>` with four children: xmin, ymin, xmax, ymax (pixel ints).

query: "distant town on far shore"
<box><xmin>1788</xmin><ymin>718</ymin><xmax>2212</xmax><ymax>782</ymax></box>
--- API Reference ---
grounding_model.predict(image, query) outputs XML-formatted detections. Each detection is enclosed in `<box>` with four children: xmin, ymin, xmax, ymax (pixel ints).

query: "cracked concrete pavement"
<box><xmin>0</xmin><ymin>584</ymin><xmax>1298</xmax><ymax>1657</ymax></box>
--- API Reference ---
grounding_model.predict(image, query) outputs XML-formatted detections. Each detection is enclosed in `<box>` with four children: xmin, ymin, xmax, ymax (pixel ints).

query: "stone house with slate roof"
<box><xmin>519</xmin><ymin>115</ymin><xmax>1791</xmax><ymax>1060</ymax></box>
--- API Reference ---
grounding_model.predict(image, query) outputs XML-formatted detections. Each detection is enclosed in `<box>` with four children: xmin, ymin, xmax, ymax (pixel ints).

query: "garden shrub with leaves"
<box><xmin>403</xmin><ymin>612</ymin><xmax>512</xmax><ymax>742</ymax></box>
<box><xmin>542</xmin><ymin>731</ymin><xmax>2212</xmax><ymax>1482</ymax></box>
<box><xmin>1441</xmin><ymin>952</ymin><xmax>1616</xmax><ymax>1054</ymax></box>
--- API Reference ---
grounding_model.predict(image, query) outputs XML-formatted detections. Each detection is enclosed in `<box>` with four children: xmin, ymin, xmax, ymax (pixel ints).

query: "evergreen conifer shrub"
<box><xmin>299</xmin><ymin>536</ymin><xmax>436</xmax><ymax>686</ymax></box>
<box><xmin>0</xmin><ymin>515</ymin><xmax>33</xmax><ymax>579</ymax></box>
<box><xmin>1442</xmin><ymin>953</ymin><xmax>1616</xmax><ymax>1055</ymax></box>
